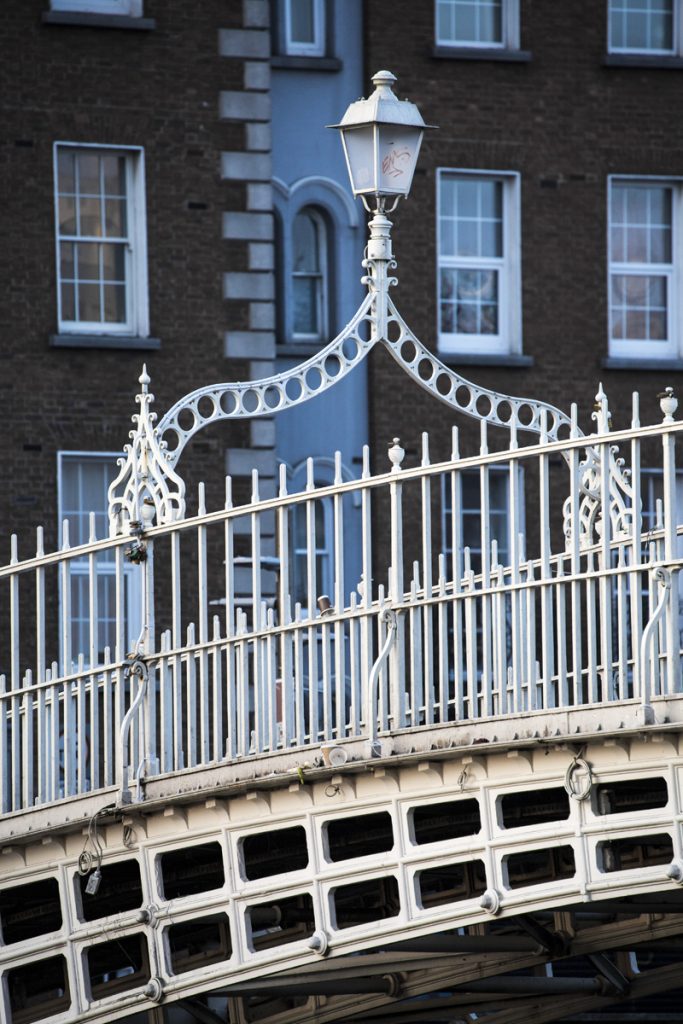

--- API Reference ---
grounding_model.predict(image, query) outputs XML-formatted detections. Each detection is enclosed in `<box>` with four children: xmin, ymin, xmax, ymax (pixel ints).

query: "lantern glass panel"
<box><xmin>342</xmin><ymin>126</ymin><xmax>375</xmax><ymax>194</ymax></box>
<box><xmin>377</xmin><ymin>125</ymin><xmax>422</xmax><ymax>196</ymax></box>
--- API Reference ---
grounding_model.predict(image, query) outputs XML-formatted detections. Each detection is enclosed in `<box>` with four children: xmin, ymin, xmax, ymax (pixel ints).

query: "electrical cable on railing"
<box><xmin>78</xmin><ymin>804</ymin><xmax>116</xmax><ymax>893</ymax></box>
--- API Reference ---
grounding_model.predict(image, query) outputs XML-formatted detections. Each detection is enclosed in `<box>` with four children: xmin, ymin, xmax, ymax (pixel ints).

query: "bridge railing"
<box><xmin>1</xmin><ymin>395</ymin><xmax>682</xmax><ymax>815</ymax></box>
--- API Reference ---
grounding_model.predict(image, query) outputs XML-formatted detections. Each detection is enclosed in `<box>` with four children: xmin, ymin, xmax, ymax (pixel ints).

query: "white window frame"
<box><xmin>291</xmin><ymin>206</ymin><xmax>328</xmax><ymax>343</ymax></box>
<box><xmin>283</xmin><ymin>0</ymin><xmax>325</xmax><ymax>57</ymax></box>
<box><xmin>437</xmin><ymin>168</ymin><xmax>522</xmax><ymax>357</ymax></box>
<box><xmin>435</xmin><ymin>0</ymin><xmax>520</xmax><ymax>49</ymax></box>
<box><xmin>57</xmin><ymin>452</ymin><xmax>142</xmax><ymax>667</ymax></box>
<box><xmin>607</xmin><ymin>175</ymin><xmax>683</xmax><ymax>360</ymax></box>
<box><xmin>607</xmin><ymin>0</ymin><xmax>680</xmax><ymax>55</ymax></box>
<box><xmin>51</xmin><ymin>0</ymin><xmax>143</xmax><ymax>14</ymax></box>
<box><xmin>53</xmin><ymin>142</ymin><xmax>149</xmax><ymax>337</ymax></box>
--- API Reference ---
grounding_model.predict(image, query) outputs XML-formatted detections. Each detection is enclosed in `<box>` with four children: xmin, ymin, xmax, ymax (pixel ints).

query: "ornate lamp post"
<box><xmin>109</xmin><ymin>71</ymin><xmax>573</xmax><ymax>534</ymax></box>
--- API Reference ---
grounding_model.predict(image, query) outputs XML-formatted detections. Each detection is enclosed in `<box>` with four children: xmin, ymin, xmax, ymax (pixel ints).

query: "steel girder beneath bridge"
<box><xmin>161</xmin><ymin>899</ymin><xmax>683</xmax><ymax>1024</ymax></box>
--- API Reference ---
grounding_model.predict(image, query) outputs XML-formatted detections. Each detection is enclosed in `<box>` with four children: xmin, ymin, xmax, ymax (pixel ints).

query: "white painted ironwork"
<box><xmin>1</xmin><ymin>391</ymin><xmax>683</xmax><ymax>819</ymax></box>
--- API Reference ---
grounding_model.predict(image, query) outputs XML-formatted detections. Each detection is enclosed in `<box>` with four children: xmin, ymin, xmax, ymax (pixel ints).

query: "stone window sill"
<box><xmin>270</xmin><ymin>55</ymin><xmax>342</xmax><ymax>71</ymax></box>
<box><xmin>603</xmin><ymin>53</ymin><xmax>683</xmax><ymax>69</ymax></box>
<box><xmin>42</xmin><ymin>11</ymin><xmax>156</xmax><ymax>30</ymax></box>
<box><xmin>277</xmin><ymin>342</ymin><xmax>323</xmax><ymax>357</ymax></box>
<box><xmin>50</xmin><ymin>334</ymin><xmax>160</xmax><ymax>350</ymax></box>
<box><xmin>439</xmin><ymin>352</ymin><xmax>534</xmax><ymax>368</ymax></box>
<box><xmin>432</xmin><ymin>45</ymin><xmax>531</xmax><ymax>63</ymax></box>
<box><xmin>602</xmin><ymin>356</ymin><xmax>683</xmax><ymax>371</ymax></box>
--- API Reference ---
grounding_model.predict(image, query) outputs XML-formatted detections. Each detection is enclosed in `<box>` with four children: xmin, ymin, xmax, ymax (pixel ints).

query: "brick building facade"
<box><xmin>364</xmin><ymin>0</ymin><xmax>683</xmax><ymax>462</ymax></box>
<box><xmin>1</xmin><ymin>0</ymin><xmax>276</xmax><ymax>555</ymax></box>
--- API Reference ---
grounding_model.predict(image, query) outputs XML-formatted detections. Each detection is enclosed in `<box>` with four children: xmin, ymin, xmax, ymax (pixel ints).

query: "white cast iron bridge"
<box><xmin>3</xmin><ymin>73</ymin><xmax>683</xmax><ymax>1024</ymax></box>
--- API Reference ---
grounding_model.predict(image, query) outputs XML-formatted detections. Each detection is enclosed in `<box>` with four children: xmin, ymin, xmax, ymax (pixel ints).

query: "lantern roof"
<box><xmin>328</xmin><ymin>70</ymin><xmax>436</xmax><ymax>131</ymax></box>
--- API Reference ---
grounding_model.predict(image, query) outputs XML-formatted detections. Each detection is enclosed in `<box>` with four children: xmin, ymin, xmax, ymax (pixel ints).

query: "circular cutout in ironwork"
<box><xmin>356</xmin><ymin>317</ymin><xmax>372</xmax><ymax>343</ymax></box>
<box><xmin>285</xmin><ymin>376</ymin><xmax>303</xmax><ymax>402</ymax></box>
<box><xmin>418</xmin><ymin>358</ymin><xmax>434</xmax><ymax>382</ymax></box>
<box><xmin>400</xmin><ymin>339</ymin><xmax>417</xmax><ymax>364</ymax></box>
<box><xmin>387</xmin><ymin>317</ymin><xmax>402</xmax><ymax>343</ymax></box>
<box><xmin>242</xmin><ymin>389</ymin><xmax>260</xmax><ymax>414</ymax></box>
<box><xmin>476</xmin><ymin>394</ymin><xmax>493</xmax><ymax>418</ymax></box>
<box><xmin>220</xmin><ymin>390</ymin><xmax>238</xmax><ymax>415</ymax></box>
<box><xmin>324</xmin><ymin>355</ymin><xmax>342</xmax><ymax>379</ymax></box>
<box><xmin>455</xmin><ymin>384</ymin><xmax>472</xmax><ymax>408</ymax></box>
<box><xmin>342</xmin><ymin>336</ymin><xmax>359</xmax><ymax>361</ymax></box>
<box><xmin>305</xmin><ymin>367</ymin><xmax>323</xmax><ymax>392</ymax></box>
<box><xmin>264</xmin><ymin>386</ymin><xmax>283</xmax><ymax>410</ymax></box>
<box><xmin>436</xmin><ymin>372</ymin><xmax>452</xmax><ymax>397</ymax></box>
<box><xmin>177</xmin><ymin>408</ymin><xmax>196</xmax><ymax>433</ymax></box>
<box><xmin>197</xmin><ymin>395</ymin><xmax>216</xmax><ymax>421</ymax></box>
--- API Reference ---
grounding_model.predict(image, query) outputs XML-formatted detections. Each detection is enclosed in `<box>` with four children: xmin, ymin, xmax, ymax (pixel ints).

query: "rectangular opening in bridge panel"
<box><xmin>167</xmin><ymin>913</ymin><xmax>232</xmax><ymax>974</ymax></box>
<box><xmin>598</xmin><ymin>833</ymin><xmax>673</xmax><ymax>872</ymax></box>
<box><xmin>77</xmin><ymin>858</ymin><xmax>143</xmax><ymax>922</ymax></box>
<box><xmin>505</xmin><ymin>845</ymin><xmax>576</xmax><ymax>889</ymax></box>
<box><xmin>500</xmin><ymin>787</ymin><xmax>570</xmax><ymax>829</ymax></box>
<box><xmin>8</xmin><ymin>954</ymin><xmax>70</xmax><ymax>1024</ymax></box>
<box><xmin>160</xmin><ymin>841</ymin><xmax>225</xmax><ymax>899</ymax></box>
<box><xmin>418</xmin><ymin>859</ymin><xmax>487</xmax><ymax>909</ymax></box>
<box><xmin>241</xmin><ymin>826</ymin><xmax>308</xmax><ymax>880</ymax></box>
<box><xmin>410</xmin><ymin>799</ymin><xmax>481</xmax><ymax>845</ymax></box>
<box><xmin>0</xmin><ymin>877</ymin><xmax>62</xmax><ymax>944</ymax></box>
<box><xmin>595</xmin><ymin>777</ymin><xmax>668</xmax><ymax>815</ymax></box>
<box><xmin>333</xmin><ymin>876</ymin><xmax>400</xmax><ymax>930</ymax></box>
<box><xmin>325</xmin><ymin>811</ymin><xmax>394</xmax><ymax>862</ymax></box>
<box><xmin>247</xmin><ymin>893</ymin><xmax>315</xmax><ymax>951</ymax></box>
<box><xmin>86</xmin><ymin>932</ymin><xmax>150</xmax><ymax>1000</ymax></box>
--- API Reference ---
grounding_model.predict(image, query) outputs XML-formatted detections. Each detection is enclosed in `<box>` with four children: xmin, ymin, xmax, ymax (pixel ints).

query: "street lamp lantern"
<box><xmin>329</xmin><ymin>70</ymin><xmax>435</xmax><ymax>210</ymax></box>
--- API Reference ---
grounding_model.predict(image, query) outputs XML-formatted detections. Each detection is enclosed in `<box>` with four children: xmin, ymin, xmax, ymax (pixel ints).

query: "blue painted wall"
<box><xmin>272</xmin><ymin>0</ymin><xmax>367</xmax><ymax>598</ymax></box>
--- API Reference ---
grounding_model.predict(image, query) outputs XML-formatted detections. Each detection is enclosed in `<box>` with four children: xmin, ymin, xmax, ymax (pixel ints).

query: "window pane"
<box><xmin>56</xmin><ymin>145</ymin><xmax>136</xmax><ymax>331</ymax></box>
<box><xmin>79</xmin><ymin>197</ymin><xmax>102</xmax><ymax>237</ymax></box>
<box><xmin>77</xmin><ymin>243</ymin><xmax>100</xmax><ymax>282</ymax></box>
<box><xmin>101</xmin><ymin>244</ymin><xmax>126</xmax><ymax>281</ymax></box>
<box><xmin>58</xmin><ymin>195</ymin><xmax>77</xmax><ymax>234</ymax></box>
<box><xmin>102</xmin><ymin>155</ymin><xmax>126</xmax><ymax>197</ymax></box>
<box><xmin>78</xmin><ymin>283</ymin><xmax>101</xmax><ymax>322</ymax></box>
<box><xmin>289</xmin><ymin>0</ymin><xmax>315</xmax><ymax>42</ymax></box>
<box><xmin>293</xmin><ymin>276</ymin><xmax>319</xmax><ymax>334</ymax></box>
<box><xmin>103</xmin><ymin>284</ymin><xmax>126</xmax><ymax>323</ymax></box>
<box><xmin>104</xmin><ymin>198</ymin><xmax>127</xmax><ymax>238</ymax></box>
<box><xmin>611</xmin><ymin>185</ymin><xmax>671</xmax><ymax>265</ymax></box>
<box><xmin>60</xmin><ymin>242</ymin><xmax>75</xmax><ymax>280</ymax></box>
<box><xmin>611</xmin><ymin>273</ymin><xmax>668</xmax><ymax>341</ymax></box>
<box><xmin>61</xmin><ymin>283</ymin><xmax>76</xmax><ymax>322</ymax></box>
<box><xmin>58</xmin><ymin>149</ymin><xmax>76</xmax><ymax>194</ymax></box>
<box><xmin>293</xmin><ymin>212</ymin><xmax>320</xmax><ymax>272</ymax></box>
<box><xmin>77</xmin><ymin>152</ymin><xmax>101</xmax><ymax>195</ymax></box>
<box><xmin>439</xmin><ymin>0</ymin><xmax>503</xmax><ymax>44</ymax></box>
<box><xmin>609</xmin><ymin>0</ymin><xmax>673</xmax><ymax>51</ymax></box>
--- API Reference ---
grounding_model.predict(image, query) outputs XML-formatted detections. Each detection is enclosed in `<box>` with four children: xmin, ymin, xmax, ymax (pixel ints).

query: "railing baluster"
<box><xmin>360</xmin><ymin>445</ymin><xmax>373</xmax><ymax>731</ymax></box>
<box><xmin>661</xmin><ymin>409</ymin><xmax>680</xmax><ymax>694</ymax></box>
<box><xmin>197</xmin><ymin>483</ymin><xmax>210</xmax><ymax>764</ymax></box>
<box><xmin>555</xmin><ymin>556</ymin><xmax>568</xmax><ymax>707</ymax></box>
<box><xmin>186</xmin><ymin>621</ymin><xmax>197</xmax><ymax>767</ymax></box>
<box><xmin>630</xmin><ymin>393</ymin><xmax>643</xmax><ymax>704</ymax></box>
<box><xmin>21</xmin><ymin>670</ymin><xmax>34</xmax><ymax>810</ymax></box>
<box><xmin>388</xmin><ymin>439</ymin><xmax>406</xmax><ymax>731</ymax></box>
<box><xmin>212</xmin><ymin>616</ymin><xmax>223</xmax><ymax>761</ymax></box>
<box><xmin>159</xmin><ymin>630</ymin><xmax>172</xmax><ymax>773</ymax></box>
<box><xmin>35</xmin><ymin>527</ymin><xmax>47</xmax><ymax>802</ymax></box>
<box><xmin>478</xmin><ymin>423</ymin><xmax>492</xmax><ymax>718</ymax></box>
<box><xmin>420</xmin><ymin>433</ymin><xmax>434</xmax><ymax>726</ymax></box>
<box><xmin>598</xmin><ymin>410</ymin><xmax>614</xmax><ymax>703</ymax></box>
<box><xmin>277</xmin><ymin>464</ymin><xmax>293</xmax><ymax>748</ymax></box>
<box><xmin>450</xmin><ymin>426</ymin><xmax>463</xmax><ymax>722</ymax></box>
<box><xmin>333</xmin><ymin>451</ymin><xmax>346</xmax><ymax>741</ymax></box>
<box><xmin>409</xmin><ymin>563</ymin><xmax>423</xmax><ymax>728</ymax></box>
<box><xmin>539</xmin><ymin>410</ymin><xmax>555</xmax><ymax>707</ymax></box>
<box><xmin>103</xmin><ymin>646</ymin><xmax>113</xmax><ymax>787</ymax></box>
<box><xmin>568</xmin><ymin>404</ymin><xmax>583</xmax><ymax>705</ymax></box>
<box><xmin>437</xmin><ymin>553</ymin><xmax>448</xmax><ymax>720</ymax></box>
<box><xmin>0</xmin><ymin>675</ymin><xmax>8</xmax><ymax>812</ymax></box>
